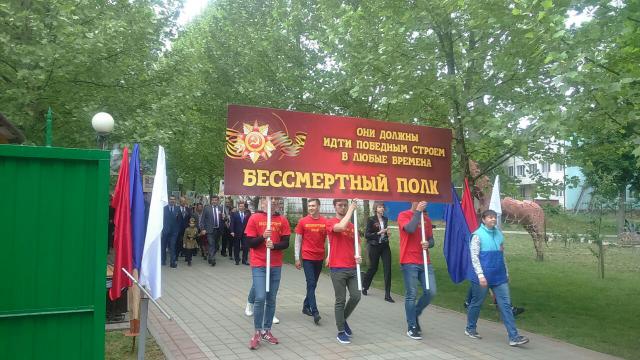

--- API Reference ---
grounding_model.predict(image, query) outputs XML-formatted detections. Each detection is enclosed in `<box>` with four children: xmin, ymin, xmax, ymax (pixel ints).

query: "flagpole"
<box><xmin>122</xmin><ymin>268</ymin><xmax>171</xmax><ymax>319</ymax></box>
<box><xmin>353</xmin><ymin>203</ymin><xmax>362</xmax><ymax>291</ymax></box>
<box><xmin>121</xmin><ymin>268</ymin><xmax>171</xmax><ymax>360</ymax></box>
<box><xmin>266</xmin><ymin>196</ymin><xmax>271</xmax><ymax>293</ymax></box>
<box><xmin>420</xmin><ymin>214</ymin><xmax>431</xmax><ymax>290</ymax></box>
<box><xmin>137</xmin><ymin>293</ymin><xmax>149</xmax><ymax>360</ymax></box>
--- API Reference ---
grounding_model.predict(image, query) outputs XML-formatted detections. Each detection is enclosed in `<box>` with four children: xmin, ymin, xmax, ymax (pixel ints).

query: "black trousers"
<box><xmin>233</xmin><ymin>235</ymin><xmax>248</xmax><ymax>264</ymax></box>
<box><xmin>221</xmin><ymin>226</ymin><xmax>233</xmax><ymax>256</ymax></box>
<box><xmin>362</xmin><ymin>242</ymin><xmax>392</xmax><ymax>296</ymax></box>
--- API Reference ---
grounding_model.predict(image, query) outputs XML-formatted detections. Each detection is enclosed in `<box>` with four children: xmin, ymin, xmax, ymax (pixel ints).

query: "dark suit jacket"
<box><xmin>177</xmin><ymin>206</ymin><xmax>192</xmax><ymax>230</ymax></box>
<box><xmin>201</xmin><ymin>204</ymin><xmax>224</xmax><ymax>233</ymax></box>
<box><xmin>163</xmin><ymin>205</ymin><xmax>181</xmax><ymax>235</ymax></box>
<box><xmin>230</xmin><ymin>210</ymin><xmax>251</xmax><ymax>237</ymax></box>
<box><xmin>365</xmin><ymin>215</ymin><xmax>389</xmax><ymax>245</ymax></box>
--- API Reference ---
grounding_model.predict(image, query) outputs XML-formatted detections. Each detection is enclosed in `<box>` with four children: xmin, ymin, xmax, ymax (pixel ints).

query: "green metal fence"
<box><xmin>0</xmin><ymin>145</ymin><xmax>110</xmax><ymax>360</ymax></box>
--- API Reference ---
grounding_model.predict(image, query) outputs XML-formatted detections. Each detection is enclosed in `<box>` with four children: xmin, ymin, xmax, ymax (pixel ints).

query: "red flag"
<box><xmin>461</xmin><ymin>178</ymin><xmax>479</xmax><ymax>232</ymax></box>
<box><xmin>109</xmin><ymin>147</ymin><xmax>132</xmax><ymax>300</ymax></box>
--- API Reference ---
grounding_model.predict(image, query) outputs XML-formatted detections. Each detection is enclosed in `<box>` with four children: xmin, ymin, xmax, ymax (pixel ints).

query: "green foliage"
<box><xmin>3</xmin><ymin>0</ymin><xmax>638</xmax><ymax>198</ymax></box>
<box><xmin>0</xmin><ymin>0</ymin><xmax>181</xmax><ymax>148</ymax></box>
<box><xmin>557</xmin><ymin>1</ymin><xmax>640</xmax><ymax>199</ymax></box>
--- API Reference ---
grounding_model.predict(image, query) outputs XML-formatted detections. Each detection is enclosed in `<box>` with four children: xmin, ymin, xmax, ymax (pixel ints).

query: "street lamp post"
<box><xmin>177</xmin><ymin>177</ymin><xmax>184</xmax><ymax>196</ymax></box>
<box><xmin>91</xmin><ymin>112</ymin><xmax>114</xmax><ymax>150</ymax></box>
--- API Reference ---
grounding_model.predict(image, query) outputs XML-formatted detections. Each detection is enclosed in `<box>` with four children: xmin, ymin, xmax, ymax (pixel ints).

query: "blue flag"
<box><xmin>443</xmin><ymin>184</ymin><xmax>472</xmax><ymax>284</ymax></box>
<box><xmin>130</xmin><ymin>144</ymin><xmax>146</xmax><ymax>270</ymax></box>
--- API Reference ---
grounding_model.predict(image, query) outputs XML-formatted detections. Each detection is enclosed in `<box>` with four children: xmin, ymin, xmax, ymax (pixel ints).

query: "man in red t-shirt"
<box><xmin>397</xmin><ymin>201</ymin><xmax>436</xmax><ymax>341</ymax></box>
<box><xmin>244</xmin><ymin>197</ymin><xmax>291</xmax><ymax>350</ymax></box>
<box><xmin>295</xmin><ymin>198</ymin><xmax>327</xmax><ymax>325</ymax></box>
<box><xmin>327</xmin><ymin>198</ymin><xmax>362</xmax><ymax>344</ymax></box>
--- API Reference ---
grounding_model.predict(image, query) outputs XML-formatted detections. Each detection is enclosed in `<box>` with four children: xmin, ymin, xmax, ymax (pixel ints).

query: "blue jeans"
<box><xmin>401</xmin><ymin>264</ymin><xmax>437</xmax><ymax>329</ymax></box>
<box><xmin>302</xmin><ymin>259</ymin><xmax>323</xmax><ymax>315</ymax></box>
<box><xmin>251</xmin><ymin>266</ymin><xmax>282</xmax><ymax>331</ymax></box>
<box><xmin>466</xmin><ymin>282</ymin><xmax>519</xmax><ymax>341</ymax></box>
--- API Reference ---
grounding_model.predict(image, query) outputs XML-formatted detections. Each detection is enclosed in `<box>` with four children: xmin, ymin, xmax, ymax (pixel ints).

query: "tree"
<box><xmin>0</xmin><ymin>0</ymin><xmax>181</xmax><ymax>147</ymax></box>
<box><xmin>557</xmin><ymin>1</ymin><xmax>640</xmax><ymax>232</ymax></box>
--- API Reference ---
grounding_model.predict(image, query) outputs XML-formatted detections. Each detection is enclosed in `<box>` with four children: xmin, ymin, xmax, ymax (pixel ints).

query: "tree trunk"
<box><xmin>598</xmin><ymin>241</ymin><xmax>605</xmax><ymax>279</ymax></box>
<box><xmin>617</xmin><ymin>188</ymin><xmax>626</xmax><ymax>234</ymax></box>
<box><xmin>302</xmin><ymin>197</ymin><xmax>308</xmax><ymax>217</ymax></box>
<box><xmin>436</xmin><ymin>24</ymin><xmax>470</xmax><ymax>181</ymax></box>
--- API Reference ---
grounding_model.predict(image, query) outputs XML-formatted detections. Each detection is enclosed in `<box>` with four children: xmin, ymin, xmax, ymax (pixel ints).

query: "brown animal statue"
<box><xmin>469</xmin><ymin>161</ymin><xmax>547</xmax><ymax>261</ymax></box>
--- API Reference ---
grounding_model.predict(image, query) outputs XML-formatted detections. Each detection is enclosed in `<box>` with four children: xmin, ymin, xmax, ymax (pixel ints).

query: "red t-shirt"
<box><xmin>326</xmin><ymin>217</ymin><xmax>358</xmax><ymax>269</ymax></box>
<box><xmin>295</xmin><ymin>215</ymin><xmax>327</xmax><ymax>261</ymax></box>
<box><xmin>245</xmin><ymin>212</ymin><xmax>291</xmax><ymax>267</ymax></box>
<box><xmin>397</xmin><ymin>209</ymin><xmax>433</xmax><ymax>265</ymax></box>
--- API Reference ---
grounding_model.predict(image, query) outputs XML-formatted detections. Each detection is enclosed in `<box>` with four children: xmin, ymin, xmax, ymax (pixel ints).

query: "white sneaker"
<box><xmin>245</xmin><ymin>302</ymin><xmax>254</xmax><ymax>316</ymax></box>
<box><xmin>272</xmin><ymin>315</ymin><xmax>280</xmax><ymax>324</ymax></box>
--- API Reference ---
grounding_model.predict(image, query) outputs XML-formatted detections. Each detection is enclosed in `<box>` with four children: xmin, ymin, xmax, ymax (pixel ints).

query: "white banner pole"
<box><xmin>266</xmin><ymin>196</ymin><xmax>272</xmax><ymax>293</ymax></box>
<box><xmin>354</xmin><ymin>204</ymin><xmax>362</xmax><ymax>291</ymax></box>
<box><xmin>420</xmin><ymin>214</ymin><xmax>430</xmax><ymax>290</ymax></box>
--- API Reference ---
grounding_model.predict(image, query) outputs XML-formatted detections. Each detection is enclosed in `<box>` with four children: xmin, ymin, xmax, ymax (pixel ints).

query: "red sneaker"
<box><xmin>261</xmin><ymin>330</ymin><xmax>279</xmax><ymax>345</ymax></box>
<box><xmin>249</xmin><ymin>331</ymin><xmax>261</xmax><ymax>350</ymax></box>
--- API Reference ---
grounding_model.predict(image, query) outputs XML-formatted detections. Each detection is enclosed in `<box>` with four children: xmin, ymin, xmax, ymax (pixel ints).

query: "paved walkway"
<box><xmin>149</xmin><ymin>257</ymin><xmax>620</xmax><ymax>360</ymax></box>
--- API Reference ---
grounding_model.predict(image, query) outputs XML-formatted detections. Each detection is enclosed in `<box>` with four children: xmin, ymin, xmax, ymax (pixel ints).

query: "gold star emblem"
<box><xmin>234</xmin><ymin>121</ymin><xmax>276</xmax><ymax>163</ymax></box>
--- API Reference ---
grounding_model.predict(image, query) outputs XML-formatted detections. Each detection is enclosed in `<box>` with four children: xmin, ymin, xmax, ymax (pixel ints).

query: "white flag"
<box><xmin>140</xmin><ymin>146</ymin><xmax>167</xmax><ymax>300</ymax></box>
<box><xmin>489</xmin><ymin>175</ymin><xmax>502</xmax><ymax>228</ymax></box>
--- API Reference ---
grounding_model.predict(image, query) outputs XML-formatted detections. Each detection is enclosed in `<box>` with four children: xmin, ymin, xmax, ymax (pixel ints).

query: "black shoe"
<box><xmin>313</xmin><ymin>314</ymin><xmax>321</xmax><ymax>325</ymax></box>
<box><xmin>302</xmin><ymin>307</ymin><xmax>313</xmax><ymax>316</ymax></box>
<box><xmin>512</xmin><ymin>306</ymin><xmax>525</xmax><ymax>317</ymax></box>
<box><xmin>170</xmin><ymin>263</ymin><xmax>177</xmax><ymax>268</ymax></box>
<box><xmin>229</xmin><ymin>256</ymin><xmax>233</xmax><ymax>260</ymax></box>
<box><xmin>211</xmin><ymin>260</ymin><xmax>216</xmax><ymax>266</ymax></box>
<box><xmin>385</xmin><ymin>296</ymin><xmax>395</xmax><ymax>303</ymax></box>
<box><xmin>235</xmin><ymin>261</ymin><xmax>240</xmax><ymax>265</ymax></box>
<box><xmin>407</xmin><ymin>327</ymin><xmax>422</xmax><ymax>340</ymax></box>
<box><xmin>362</xmin><ymin>289</ymin><xmax>368</xmax><ymax>296</ymax></box>
<box><xmin>244</xmin><ymin>262</ymin><xmax>249</xmax><ymax>266</ymax></box>
<box><xmin>415</xmin><ymin>319</ymin><xmax>422</xmax><ymax>335</ymax></box>
<box><xmin>188</xmin><ymin>261</ymin><xmax>192</xmax><ymax>266</ymax></box>
<box><xmin>221</xmin><ymin>252</ymin><xmax>227</xmax><ymax>257</ymax></box>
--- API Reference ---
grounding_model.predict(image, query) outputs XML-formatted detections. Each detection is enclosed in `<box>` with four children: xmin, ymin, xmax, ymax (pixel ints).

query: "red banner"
<box><xmin>224</xmin><ymin>105</ymin><xmax>452</xmax><ymax>202</ymax></box>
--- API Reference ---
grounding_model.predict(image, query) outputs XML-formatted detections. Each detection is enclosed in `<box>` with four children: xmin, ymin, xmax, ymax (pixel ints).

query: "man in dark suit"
<box><xmin>221</xmin><ymin>197</ymin><xmax>234</xmax><ymax>259</ymax></box>
<box><xmin>162</xmin><ymin>195</ymin><xmax>181</xmax><ymax>268</ymax></box>
<box><xmin>201</xmin><ymin>195</ymin><xmax>224</xmax><ymax>266</ymax></box>
<box><xmin>230</xmin><ymin>201</ymin><xmax>251</xmax><ymax>265</ymax></box>
<box><xmin>176</xmin><ymin>196</ymin><xmax>192</xmax><ymax>259</ymax></box>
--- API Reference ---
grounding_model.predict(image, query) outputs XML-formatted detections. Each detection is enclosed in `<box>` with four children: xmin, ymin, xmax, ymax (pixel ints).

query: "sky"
<box><xmin>177</xmin><ymin>0</ymin><xmax>209</xmax><ymax>26</ymax></box>
<box><xmin>177</xmin><ymin>1</ymin><xmax>594</xmax><ymax>28</ymax></box>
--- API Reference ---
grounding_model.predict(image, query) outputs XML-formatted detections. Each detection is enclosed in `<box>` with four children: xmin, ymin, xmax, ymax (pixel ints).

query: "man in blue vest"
<box><xmin>465</xmin><ymin>209</ymin><xmax>529</xmax><ymax>347</ymax></box>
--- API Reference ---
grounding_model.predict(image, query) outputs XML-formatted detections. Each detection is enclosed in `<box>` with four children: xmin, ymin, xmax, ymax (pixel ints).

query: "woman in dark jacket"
<box><xmin>362</xmin><ymin>201</ymin><xmax>394</xmax><ymax>302</ymax></box>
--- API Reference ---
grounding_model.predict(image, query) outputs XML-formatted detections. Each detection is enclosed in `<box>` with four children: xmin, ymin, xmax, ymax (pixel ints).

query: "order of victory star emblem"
<box><xmin>226</xmin><ymin>119</ymin><xmax>307</xmax><ymax>163</ymax></box>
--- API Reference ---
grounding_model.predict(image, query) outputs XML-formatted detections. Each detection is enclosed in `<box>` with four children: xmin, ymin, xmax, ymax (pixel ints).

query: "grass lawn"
<box><xmin>105</xmin><ymin>330</ymin><xmax>165</xmax><ymax>360</ymax></box>
<box><xmin>500</xmin><ymin>210</ymin><xmax>640</xmax><ymax>236</ymax></box>
<box><xmin>284</xmin><ymin>223</ymin><xmax>640</xmax><ymax>359</ymax></box>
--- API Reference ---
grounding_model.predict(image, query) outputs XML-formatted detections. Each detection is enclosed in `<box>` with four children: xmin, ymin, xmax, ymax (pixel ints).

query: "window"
<box><xmin>519</xmin><ymin>186</ymin><xmax>526</xmax><ymax>198</ymax></box>
<box><xmin>555</xmin><ymin>163</ymin><xmax>564</xmax><ymax>171</ymax></box>
<box><xmin>517</xmin><ymin>165</ymin><xmax>525</xmax><ymax>177</ymax></box>
<box><xmin>528</xmin><ymin>164</ymin><xmax>537</xmax><ymax>174</ymax></box>
<box><xmin>508</xmin><ymin>166</ymin><xmax>514</xmax><ymax>177</ymax></box>
<box><xmin>541</xmin><ymin>162</ymin><xmax>551</xmax><ymax>172</ymax></box>
<box><xmin>556</xmin><ymin>189</ymin><xmax>564</xmax><ymax>197</ymax></box>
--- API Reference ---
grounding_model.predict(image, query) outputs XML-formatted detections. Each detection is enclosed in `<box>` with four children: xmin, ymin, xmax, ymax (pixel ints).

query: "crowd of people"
<box><xmin>159</xmin><ymin>195</ymin><xmax>529</xmax><ymax>350</ymax></box>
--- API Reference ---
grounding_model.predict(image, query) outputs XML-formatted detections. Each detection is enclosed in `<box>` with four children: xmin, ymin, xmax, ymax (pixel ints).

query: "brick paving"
<box><xmin>149</xmin><ymin>257</ymin><xmax>620</xmax><ymax>360</ymax></box>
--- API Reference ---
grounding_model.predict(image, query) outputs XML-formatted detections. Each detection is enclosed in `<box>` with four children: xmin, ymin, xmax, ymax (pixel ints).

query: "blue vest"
<box><xmin>469</xmin><ymin>224</ymin><xmax>508</xmax><ymax>286</ymax></box>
